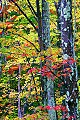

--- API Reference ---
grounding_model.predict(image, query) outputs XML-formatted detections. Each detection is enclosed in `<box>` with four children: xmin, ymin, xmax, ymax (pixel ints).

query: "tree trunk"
<box><xmin>18</xmin><ymin>64</ymin><xmax>22</xmax><ymax>118</ymax></box>
<box><xmin>0</xmin><ymin>0</ymin><xmax>4</xmax><ymax>77</ymax></box>
<box><xmin>0</xmin><ymin>0</ymin><xmax>7</xmax><ymax>77</ymax></box>
<box><xmin>42</xmin><ymin>1</ymin><xmax>56</xmax><ymax>119</ymax></box>
<box><xmin>60</xmin><ymin>0</ymin><xmax>78</xmax><ymax>119</ymax></box>
<box><xmin>0</xmin><ymin>53</ymin><xmax>2</xmax><ymax>77</ymax></box>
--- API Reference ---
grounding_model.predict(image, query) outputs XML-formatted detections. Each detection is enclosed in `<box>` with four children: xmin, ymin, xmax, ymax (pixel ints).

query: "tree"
<box><xmin>55</xmin><ymin>0</ymin><xmax>78</xmax><ymax>119</ymax></box>
<box><xmin>0</xmin><ymin>0</ymin><xmax>6</xmax><ymax>77</ymax></box>
<box><xmin>42</xmin><ymin>0</ymin><xmax>56</xmax><ymax>119</ymax></box>
<box><xmin>0</xmin><ymin>0</ymin><xmax>79</xmax><ymax>119</ymax></box>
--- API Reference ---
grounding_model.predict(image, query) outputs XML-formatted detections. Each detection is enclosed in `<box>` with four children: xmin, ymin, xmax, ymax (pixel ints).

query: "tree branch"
<box><xmin>36</xmin><ymin>0</ymin><xmax>43</xmax><ymax>51</ymax></box>
<box><xmin>12</xmin><ymin>32</ymin><xmax>40</xmax><ymax>52</ymax></box>
<box><xmin>27</xmin><ymin>0</ymin><xmax>37</xmax><ymax>17</ymax></box>
<box><xmin>9</xmin><ymin>0</ymin><xmax>38</xmax><ymax>32</ymax></box>
<box><xmin>27</xmin><ymin>4</ymin><xmax>38</xmax><ymax>22</ymax></box>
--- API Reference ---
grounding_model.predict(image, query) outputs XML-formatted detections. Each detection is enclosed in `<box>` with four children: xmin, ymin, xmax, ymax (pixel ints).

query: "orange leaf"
<box><xmin>36</xmin><ymin>26</ymin><xmax>38</xmax><ymax>29</ymax></box>
<box><xmin>50</xmin><ymin>9</ymin><xmax>57</xmax><ymax>15</ymax></box>
<box><xmin>6</xmin><ymin>22</ymin><xmax>13</xmax><ymax>25</ymax></box>
<box><xmin>7</xmin><ymin>24</ymin><xmax>13</xmax><ymax>29</ymax></box>
<box><xmin>6</xmin><ymin>55</ymin><xmax>13</xmax><ymax>60</ymax></box>
<box><xmin>8</xmin><ymin>65</ymin><xmax>19</xmax><ymax>74</ymax></box>
<box><xmin>0</xmin><ymin>6</ymin><xmax>2</xmax><ymax>11</ymax></box>
<box><xmin>11</xmin><ymin>65</ymin><xmax>19</xmax><ymax>71</ymax></box>
<box><xmin>10</xmin><ymin>15</ymin><xmax>17</xmax><ymax>21</ymax></box>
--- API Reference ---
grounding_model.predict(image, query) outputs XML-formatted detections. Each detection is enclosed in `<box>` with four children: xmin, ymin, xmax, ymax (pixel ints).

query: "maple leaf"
<box><xmin>28</xmin><ymin>67</ymin><xmax>36</xmax><ymax>74</ymax></box>
<box><xmin>53</xmin><ymin>105</ymin><xmax>61</xmax><ymax>111</ymax></box>
<box><xmin>44</xmin><ymin>105</ymin><xmax>52</xmax><ymax>110</ymax></box>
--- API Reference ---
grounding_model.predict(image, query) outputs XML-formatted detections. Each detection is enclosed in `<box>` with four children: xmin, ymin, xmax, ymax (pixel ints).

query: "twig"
<box><xmin>10</xmin><ymin>0</ymin><xmax>38</xmax><ymax>32</ymax></box>
<box><xmin>27</xmin><ymin>0</ymin><xmax>37</xmax><ymax>17</ymax></box>
<box><xmin>12</xmin><ymin>32</ymin><xmax>40</xmax><ymax>52</ymax></box>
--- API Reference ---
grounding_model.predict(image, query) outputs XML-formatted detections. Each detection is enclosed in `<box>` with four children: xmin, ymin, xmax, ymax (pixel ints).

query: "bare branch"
<box><xmin>27</xmin><ymin>0</ymin><xmax>37</xmax><ymax>17</ymax></box>
<box><xmin>9</xmin><ymin>0</ymin><xmax>38</xmax><ymax>32</ymax></box>
<box><xmin>27</xmin><ymin>4</ymin><xmax>38</xmax><ymax>22</ymax></box>
<box><xmin>12</xmin><ymin>32</ymin><xmax>40</xmax><ymax>52</ymax></box>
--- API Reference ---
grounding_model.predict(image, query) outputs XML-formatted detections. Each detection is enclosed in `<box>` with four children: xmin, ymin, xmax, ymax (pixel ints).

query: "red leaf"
<box><xmin>45</xmin><ymin>106</ymin><xmax>52</xmax><ymax>110</ymax></box>
<box><xmin>8</xmin><ymin>65</ymin><xmax>19</xmax><ymax>74</ymax></box>
<box><xmin>58</xmin><ymin>84</ymin><xmax>62</xmax><ymax>87</ymax></box>
<box><xmin>36</xmin><ymin>96</ymin><xmax>38</xmax><ymax>100</ymax></box>
<box><xmin>24</xmin><ymin>43</ymin><xmax>30</xmax><ymax>47</ymax></box>
<box><xmin>6</xmin><ymin>55</ymin><xmax>13</xmax><ymax>60</ymax></box>
<box><xmin>46</xmin><ymin>72</ymin><xmax>52</xmax><ymax>78</ymax></box>
<box><xmin>52</xmin><ymin>65</ymin><xmax>57</xmax><ymax>69</ymax></box>
<box><xmin>0</xmin><ymin>30</ymin><xmax>2</xmax><ymax>35</ymax></box>
<box><xmin>62</xmin><ymin>60</ymin><xmax>67</xmax><ymax>64</ymax></box>
<box><xmin>36</xmin><ymin>26</ymin><xmax>38</xmax><ymax>29</ymax></box>
<box><xmin>6</xmin><ymin>22</ymin><xmax>12</xmax><ymax>25</ymax></box>
<box><xmin>8</xmin><ymin>69</ymin><xmax>14</xmax><ymax>74</ymax></box>
<box><xmin>7</xmin><ymin>24</ymin><xmax>13</xmax><ymax>29</ymax></box>
<box><xmin>68</xmin><ymin>57</ymin><xmax>76</xmax><ymax>64</ymax></box>
<box><xmin>21</xmin><ymin>53</ymin><xmax>29</xmax><ymax>57</ymax></box>
<box><xmin>0</xmin><ymin>6</ymin><xmax>2</xmax><ymax>11</ymax></box>
<box><xmin>39</xmin><ymin>106</ymin><xmax>44</xmax><ymax>110</ymax></box>
<box><xmin>53</xmin><ymin>105</ymin><xmax>61</xmax><ymax>110</ymax></box>
<box><xmin>68</xmin><ymin>116</ymin><xmax>75</xmax><ymax>120</ymax></box>
<box><xmin>10</xmin><ymin>15</ymin><xmax>17</xmax><ymax>21</ymax></box>
<box><xmin>28</xmin><ymin>67</ymin><xmax>36</xmax><ymax>74</ymax></box>
<box><xmin>61</xmin><ymin>106</ymin><xmax>67</xmax><ymax>112</ymax></box>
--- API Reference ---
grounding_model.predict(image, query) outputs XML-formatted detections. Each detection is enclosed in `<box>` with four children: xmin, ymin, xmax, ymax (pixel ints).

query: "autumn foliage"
<box><xmin>0</xmin><ymin>0</ymin><xmax>79</xmax><ymax>119</ymax></box>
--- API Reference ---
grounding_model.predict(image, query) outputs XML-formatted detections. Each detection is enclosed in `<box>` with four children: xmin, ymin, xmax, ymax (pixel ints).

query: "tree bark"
<box><xmin>18</xmin><ymin>64</ymin><xmax>22</xmax><ymax>118</ymax></box>
<box><xmin>42</xmin><ymin>1</ymin><xmax>56</xmax><ymax>119</ymax></box>
<box><xmin>60</xmin><ymin>0</ymin><xmax>78</xmax><ymax>119</ymax></box>
<box><xmin>0</xmin><ymin>53</ymin><xmax>2</xmax><ymax>77</ymax></box>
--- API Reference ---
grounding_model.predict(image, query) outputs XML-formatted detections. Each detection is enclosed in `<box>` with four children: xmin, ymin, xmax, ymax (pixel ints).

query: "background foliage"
<box><xmin>0</xmin><ymin>0</ymin><xmax>80</xmax><ymax>119</ymax></box>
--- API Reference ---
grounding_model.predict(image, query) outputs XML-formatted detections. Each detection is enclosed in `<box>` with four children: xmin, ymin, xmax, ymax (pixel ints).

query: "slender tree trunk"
<box><xmin>36</xmin><ymin>0</ymin><xmax>45</xmax><ymax>103</ymax></box>
<box><xmin>42</xmin><ymin>1</ymin><xmax>56</xmax><ymax>119</ymax></box>
<box><xmin>60</xmin><ymin>0</ymin><xmax>78</xmax><ymax>119</ymax></box>
<box><xmin>18</xmin><ymin>64</ymin><xmax>22</xmax><ymax>118</ymax></box>
<box><xmin>0</xmin><ymin>0</ymin><xmax>7</xmax><ymax>77</ymax></box>
<box><xmin>0</xmin><ymin>0</ymin><xmax>3</xmax><ymax>77</ymax></box>
<box><xmin>36</xmin><ymin>0</ymin><xmax>43</xmax><ymax>51</ymax></box>
<box><xmin>0</xmin><ymin>53</ymin><xmax>2</xmax><ymax>76</ymax></box>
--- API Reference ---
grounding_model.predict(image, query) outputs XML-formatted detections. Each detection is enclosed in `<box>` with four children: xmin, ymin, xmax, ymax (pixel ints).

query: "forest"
<box><xmin>0</xmin><ymin>0</ymin><xmax>80</xmax><ymax>120</ymax></box>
